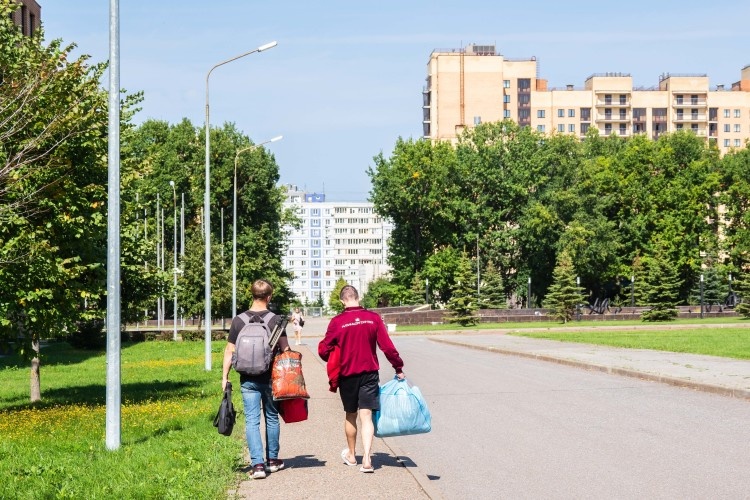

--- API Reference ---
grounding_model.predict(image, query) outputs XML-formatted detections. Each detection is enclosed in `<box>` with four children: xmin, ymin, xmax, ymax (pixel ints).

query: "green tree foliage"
<box><xmin>420</xmin><ymin>246</ymin><xmax>461</xmax><ymax>304</ymax></box>
<box><xmin>328</xmin><ymin>277</ymin><xmax>349</xmax><ymax>314</ymax></box>
<box><xmin>368</xmin><ymin>138</ymin><xmax>460</xmax><ymax>286</ymax></box>
<box><xmin>362</xmin><ymin>277</ymin><xmax>413</xmax><ymax>308</ymax></box>
<box><xmin>732</xmin><ymin>271</ymin><xmax>750</xmax><ymax>318</ymax></box>
<box><xmin>637</xmin><ymin>238</ymin><xmax>681</xmax><ymax>321</ymax></box>
<box><xmin>446</xmin><ymin>252</ymin><xmax>478</xmax><ymax>326</ymax></box>
<box><xmin>688</xmin><ymin>265</ymin><xmax>725</xmax><ymax>310</ymax></box>
<box><xmin>125</xmin><ymin>119</ymin><xmax>295</xmax><ymax>320</ymax></box>
<box><xmin>720</xmin><ymin>147</ymin><xmax>750</xmax><ymax>272</ymax></box>
<box><xmin>479</xmin><ymin>261</ymin><xmax>506</xmax><ymax>309</ymax></box>
<box><xmin>0</xmin><ymin>5</ymin><xmax>142</xmax><ymax>399</ymax></box>
<box><xmin>369</xmin><ymin>121</ymin><xmax>722</xmax><ymax>310</ymax></box>
<box><xmin>543</xmin><ymin>251</ymin><xmax>584</xmax><ymax>323</ymax></box>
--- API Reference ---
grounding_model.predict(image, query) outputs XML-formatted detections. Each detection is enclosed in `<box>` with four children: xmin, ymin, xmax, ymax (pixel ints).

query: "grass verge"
<box><xmin>0</xmin><ymin>340</ymin><xmax>245</xmax><ymax>499</ymax></box>
<box><xmin>510</xmin><ymin>328</ymin><xmax>750</xmax><ymax>359</ymax></box>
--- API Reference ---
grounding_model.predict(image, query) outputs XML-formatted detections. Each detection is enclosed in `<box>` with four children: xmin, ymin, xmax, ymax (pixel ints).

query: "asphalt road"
<box><xmin>379</xmin><ymin>337</ymin><xmax>750</xmax><ymax>499</ymax></box>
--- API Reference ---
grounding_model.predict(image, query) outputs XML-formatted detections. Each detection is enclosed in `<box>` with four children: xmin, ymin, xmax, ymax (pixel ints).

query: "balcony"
<box><xmin>596</xmin><ymin>113</ymin><xmax>630</xmax><ymax>122</ymax></box>
<box><xmin>595</xmin><ymin>99</ymin><xmax>630</xmax><ymax>108</ymax></box>
<box><xmin>673</xmin><ymin>113</ymin><xmax>707</xmax><ymax>122</ymax></box>
<box><xmin>673</xmin><ymin>97</ymin><xmax>707</xmax><ymax>107</ymax></box>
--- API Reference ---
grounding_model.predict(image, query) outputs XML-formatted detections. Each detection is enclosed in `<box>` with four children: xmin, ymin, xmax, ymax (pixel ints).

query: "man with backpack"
<box><xmin>222</xmin><ymin>279</ymin><xmax>290</xmax><ymax>479</ymax></box>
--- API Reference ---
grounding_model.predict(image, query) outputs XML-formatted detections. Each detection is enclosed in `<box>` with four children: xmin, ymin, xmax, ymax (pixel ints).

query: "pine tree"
<box><xmin>543</xmin><ymin>251</ymin><xmax>584</xmax><ymax>323</ymax></box>
<box><xmin>637</xmin><ymin>240</ymin><xmax>680</xmax><ymax>321</ymax></box>
<box><xmin>688</xmin><ymin>266</ymin><xmax>724</xmax><ymax>311</ymax></box>
<box><xmin>732</xmin><ymin>270</ymin><xmax>750</xmax><ymax>318</ymax></box>
<box><xmin>479</xmin><ymin>261</ymin><xmax>506</xmax><ymax>309</ymax></box>
<box><xmin>447</xmin><ymin>253</ymin><xmax>478</xmax><ymax>326</ymax></box>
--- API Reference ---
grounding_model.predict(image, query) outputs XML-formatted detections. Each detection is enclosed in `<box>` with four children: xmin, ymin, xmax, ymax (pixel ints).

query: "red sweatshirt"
<box><xmin>318</xmin><ymin>306</ymin><xmax>403</xmax><ymax>377</ymax></box>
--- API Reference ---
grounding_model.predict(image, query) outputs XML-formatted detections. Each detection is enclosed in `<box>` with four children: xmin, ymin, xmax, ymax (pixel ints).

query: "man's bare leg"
<box><xmin>359</xmin><ymin>409</ymin><xmax>374</xmax><ymax>469</ymax></box>
<box><xmin>344</xmin><ymin>411</ymin><xmax>358</xmax><ymax>464</ymax></box>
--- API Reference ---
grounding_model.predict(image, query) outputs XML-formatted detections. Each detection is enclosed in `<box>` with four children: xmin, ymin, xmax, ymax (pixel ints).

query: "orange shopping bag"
<box><xmin>271</xmin><ymin>350</ymin><xmax>310</xmax><ymax>400</ymax></box>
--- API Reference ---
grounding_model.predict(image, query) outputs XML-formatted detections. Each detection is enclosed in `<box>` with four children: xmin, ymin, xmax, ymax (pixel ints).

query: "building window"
<box><xmin>503</xmin><ymin>95</ymin><xmax>510</xmax><ymax>103</ymax></box>
<box><xmin>557</xmin><ymin>124</ymin><xmax>564</xmax><ymax>133</ymax></box>
<box><xmin>557</xmin><ymin>109</ymin><xmax>564</xmax><ymax>118</ymax></box>
<box><xmin>581</xmin><ymin>123</ymin><xmax>590</xmax><ymax>134</ymax></box>
<box><xmin>537</xmin><ymin>125</ymin><xmax>545</xmax><ymax>132</ymax></box>
<box><xmin>735</xmin><ymin>124</ymin><xmax>741</xmax><ymax>133</ymax></box>
<box><xmin>735</xmin><ymin>139</ymin><xmax>741</xmax><ymax>147</ymax></box>
<box><xmin>474</xmin><ymin>116</ymin><xmax>482</xmax><ymax>125</ymax></box>
<box><xmin>676</xmin><ymin>95</ymin><xmax>683</xmax><ymax>105</ymax></box>
<box><xmin>604</xmin><ymin>94</ymin><xmax>612</xmax><ymax>105</ymax></box>
<box><xmin>724</xmin><ymin>139</ymin><xmax>730</xmax><ymax>147</ymax></box>
<box><xmin>503</xmin><ymin>109</ymin><xmax>511</xmax><ymax>118</ymax></box>
<box><xmin>537</xmin><ymin>110</ymin><xmax>545</xmax><ymax>118</ymax></box>
<box><xmin>568</xmin><ymin>109</ymin><xmax>575</xmax><ymax>118</ymax></box>
<box><xmin>568</xmin><ymin>124</ymin><xmax>575</xmax><ymax>133</ymax></box>
<box><xmin>619</xmin><ymin>94</ymin><xmax>627</xmax><ymax>105</ymax></box>
<box><xmin>734</xmin><ymin>109</ymin><xmax>741</xmax><ymax>118</ymax></box>
<box><xmin>580</xmin><ymin>108</ymin><xmax>591</xmax><ymax>121</ymax></box>
<box><xmin>619</xmin><ymin>124</ymin><xmax>626</xmax><ymax>135</ymax></box>
<box><xmin>724</xmin><ymin>109</ymin><xmax>730</xmax><ymax>118</ymax></box>
<box><xmin>676</xmin><ymin>124</ymin><xmax>683</xmax><ymax>130</ymax></box>
<box><xmin>503</xmin><ymin>80</ymin><xmax>510</xmax><ymax>88</ymax></box>
<box><xmin>724</xmin><ymin>124</ymin><xmax>730</xmax><ymax>133</ymax></box>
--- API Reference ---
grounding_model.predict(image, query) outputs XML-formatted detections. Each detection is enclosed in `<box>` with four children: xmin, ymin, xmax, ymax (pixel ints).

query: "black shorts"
<box><xmin>338</xmin><ymin>371</ymin><xmax>380</xmax><ymax>413</ymax></box>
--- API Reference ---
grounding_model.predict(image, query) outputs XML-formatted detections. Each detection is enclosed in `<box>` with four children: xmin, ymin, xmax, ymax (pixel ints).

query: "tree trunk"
<box><xmin>30</xmin><ymin>336</ymin><xmax>41</xmax><ymax>402</ymax></box>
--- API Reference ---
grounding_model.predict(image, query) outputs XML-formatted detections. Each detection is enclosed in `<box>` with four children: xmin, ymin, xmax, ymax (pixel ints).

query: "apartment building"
<box><xmin>424</xmin><ymin>44</ymin><xmax>750</xmax><ymax>154</ymax></box>
<box><xmin>283</xmin><ymin>186</ymin><xmax>393</xmax><ymax>304</ymax></box>
<box><xmin>9</xmin><ymin>0</ymin><xmax>41</xmax><ymax>37</ymax></box>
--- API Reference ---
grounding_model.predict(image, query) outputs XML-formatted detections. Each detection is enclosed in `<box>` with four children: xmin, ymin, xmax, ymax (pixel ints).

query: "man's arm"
<box><xmin>317</xmin><ymin>319</ymin><xmax>338</xmax><ymax>361</ymax></box>
<box><xmin>221</xmin><ymin>342</ymin><xmax>234</xmax><ymax>391</ymax></box>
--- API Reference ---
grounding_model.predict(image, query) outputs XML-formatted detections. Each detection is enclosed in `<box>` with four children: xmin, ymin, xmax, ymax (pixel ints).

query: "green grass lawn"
<box><xmin>0</xmin><ymin>340</ymin><xmax>245</xmax><ymax>499</ymax></box>
<box><xmin>393</xmin><ymin>317</ymin><xmax>750</xmax><ymax>359</ymax></box>
<box><xmin>511</xmin><ymin>328</ymin><xmax>750</xmax><ymax>359</ymax></box>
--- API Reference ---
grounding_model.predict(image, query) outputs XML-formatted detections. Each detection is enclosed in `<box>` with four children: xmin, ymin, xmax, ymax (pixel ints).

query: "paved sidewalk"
<box><xmin>231</xmin><ymin>341</ymin><xmax>438</xmax><ymax>500</ymax></box>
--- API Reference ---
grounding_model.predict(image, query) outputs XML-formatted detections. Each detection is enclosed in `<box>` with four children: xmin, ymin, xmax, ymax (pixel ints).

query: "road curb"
<box><xmin>428</xmin><ymin>337</ymin><xmax>750</xmax><ymax>402</ymax></box>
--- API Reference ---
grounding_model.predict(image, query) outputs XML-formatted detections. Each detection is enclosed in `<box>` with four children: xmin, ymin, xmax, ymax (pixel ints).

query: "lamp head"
<box><xmin>258</xmin><ymin>41</ymin><xmax>278</xmax><ymax>52</ymax></box>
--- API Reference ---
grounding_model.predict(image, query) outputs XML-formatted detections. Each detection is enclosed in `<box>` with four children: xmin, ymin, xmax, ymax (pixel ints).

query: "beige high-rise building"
<box><xmin>424</xmin><ymin>44</ymin><xmax>750</xmax><ymax>154</ymax></box>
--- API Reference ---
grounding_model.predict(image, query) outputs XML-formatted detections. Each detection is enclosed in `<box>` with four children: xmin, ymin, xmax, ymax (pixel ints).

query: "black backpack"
<box><xmin>213</xmin><ymin>381</ymin><xmax>236</xmax><ymax>436</ymax></box>
<box><xmin>232</xmin><ymin>311</ymin><xmax>276</xmax><ymax>375</ymax></box>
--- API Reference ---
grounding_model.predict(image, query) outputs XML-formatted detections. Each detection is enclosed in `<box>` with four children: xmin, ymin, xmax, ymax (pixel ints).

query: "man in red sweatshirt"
<box><xmin>318</xmin><ymin>285</ymin><xmax>405</xmax><ymax>473</ymax></box>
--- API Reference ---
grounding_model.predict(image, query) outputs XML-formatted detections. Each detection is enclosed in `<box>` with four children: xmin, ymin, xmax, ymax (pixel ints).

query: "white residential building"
<box><xmin>282</xmin><ymin>185</ymin><xmax>393</xmax><ymax>304</ymax></box>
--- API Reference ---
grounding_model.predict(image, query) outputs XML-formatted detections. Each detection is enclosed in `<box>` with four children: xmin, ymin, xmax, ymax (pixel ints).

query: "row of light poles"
<box><xmin>204</xmin><ymin>41</ymin><xmax>278</xmax><ymax>370</ymax></box>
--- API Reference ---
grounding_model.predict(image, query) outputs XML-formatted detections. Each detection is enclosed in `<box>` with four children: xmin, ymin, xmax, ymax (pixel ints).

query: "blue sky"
<box><xmin>42</xmin><ymin>1</ymin><xmax>750</xmax><ymax>201</ymax></box>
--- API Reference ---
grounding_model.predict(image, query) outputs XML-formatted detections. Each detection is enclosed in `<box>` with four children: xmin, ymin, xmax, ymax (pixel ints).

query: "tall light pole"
<box><xmin>204</xmin><ymin>40</ymin><xmax>277</xmax><ymax>371</ymax></box>
<box><xmin>232</xmin><ymin>135</ymin><xmax>283</xmax><ymax>318</ymax></box>
<box><xmin>105</xmin><ymin>0</ymin><xmax>121</xmax><ymax>451</ymax></box>
<box><xmin>170</xmin><ymin>181</ymin><xmax>178</xmax><ymax>341</ymax></box>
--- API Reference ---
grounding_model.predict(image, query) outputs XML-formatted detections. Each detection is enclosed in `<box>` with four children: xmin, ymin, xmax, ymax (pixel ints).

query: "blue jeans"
<box><xmin>240</xmin><ymin>379</ymin><xmax>280</xmax><ymax>466</ymax></box>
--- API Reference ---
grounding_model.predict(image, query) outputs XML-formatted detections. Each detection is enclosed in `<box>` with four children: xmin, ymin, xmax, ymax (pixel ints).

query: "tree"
<box><xmin>0</xmin><ymin>5</ymin><xmax>134</xmax><ymax>401</ymax></box>
<box><xmin>732</xmin><ymin>271</ymin><xmax>750</xmax><ymax>319</ymax></box>
<box><xmin>446</xmin><ymin>253</ymin><xmax>478</xmax><ymax>326</ymax></box>
<box><xmin>479</xmin><ymin>261</ymin><xmax>506</xmax><ymax>309</ymax></box>
<box><xmin>637</xmin><ymin>238</ymin><xmax>681</xmax><ymax>321</ymax></box>
<box><xmin>543</xmin><ymin>251</ymin><xmax>584</xmax><ymax>323</ymax></box>
<box><xmin>362</xmin><ymin>277</ymin><xmax>412</xmax><ymax>308</ymax></box>
<box><xmin>328</xmin><ymin>277</ymin><xmax>349</xmax><ymax>314</ymax></box>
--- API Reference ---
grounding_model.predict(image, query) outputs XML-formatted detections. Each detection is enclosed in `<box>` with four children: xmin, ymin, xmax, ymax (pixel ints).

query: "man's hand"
<box><xmin>396</xmin><ymin>372</ymin><xmax>405</xmax><ymax>380</ymax></box>
<box><xmin>221</xmin><ymin>378</ymin><xmax>228</xmax><ymax>391</ymax></box>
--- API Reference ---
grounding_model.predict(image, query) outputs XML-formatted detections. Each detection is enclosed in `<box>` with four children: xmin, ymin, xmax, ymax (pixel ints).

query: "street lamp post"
<box><xmin>700</xmin><ymin>273</ymin><xmax>705</xmax><ymax>319</ymax></box>
<box><xmin>527</xmin><ymin>276</ymin><xmax>532</xmax><ymax>309</ymax></box>
<box><xmin>232</xmin><ymin>135</ymin><xmax>282</xmax><ymax>318</ymax></box>
<box><xmin>204</xmin><ymin>41</ymin><xmax>277</xmax><ymax>371</ymax></box>
<box><xmin>169</xmin><ymin>181</ymin><xmax>178</xmax><ymax>341</ymax></box>
<box><xmin>576</xmin><ymin>276</ymin><xmax>581</xmax><ymax>321</ymax></box>
<box><xmin>631</xmin><ymin>274</ymin><xmax>635</xmax><ymax>307</ymax></box>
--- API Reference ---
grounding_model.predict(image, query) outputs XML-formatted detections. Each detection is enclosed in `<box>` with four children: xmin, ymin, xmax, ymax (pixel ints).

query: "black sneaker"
<box><xmin>251</xmin><ymin>464</ymin><xmax>267</xmax><ymax>479</ymax></box>
<box><xmin>267</xmin><ymin>458</ymin><xmax>285</xmax><ymax>473</ymax></box>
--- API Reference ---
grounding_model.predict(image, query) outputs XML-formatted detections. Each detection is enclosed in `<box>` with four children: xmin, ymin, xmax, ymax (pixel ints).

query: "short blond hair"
<box><xmin>251</xmin><ymin>279</ymin><xmax>273</xmax><ymax>300</ymax></box>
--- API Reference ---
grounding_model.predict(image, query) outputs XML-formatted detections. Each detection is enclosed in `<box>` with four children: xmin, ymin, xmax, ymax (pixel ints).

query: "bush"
<box><xmin>68</xmin><ymin>319</ymin><xmax>105</xmax><ymax>349</ymax></box>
